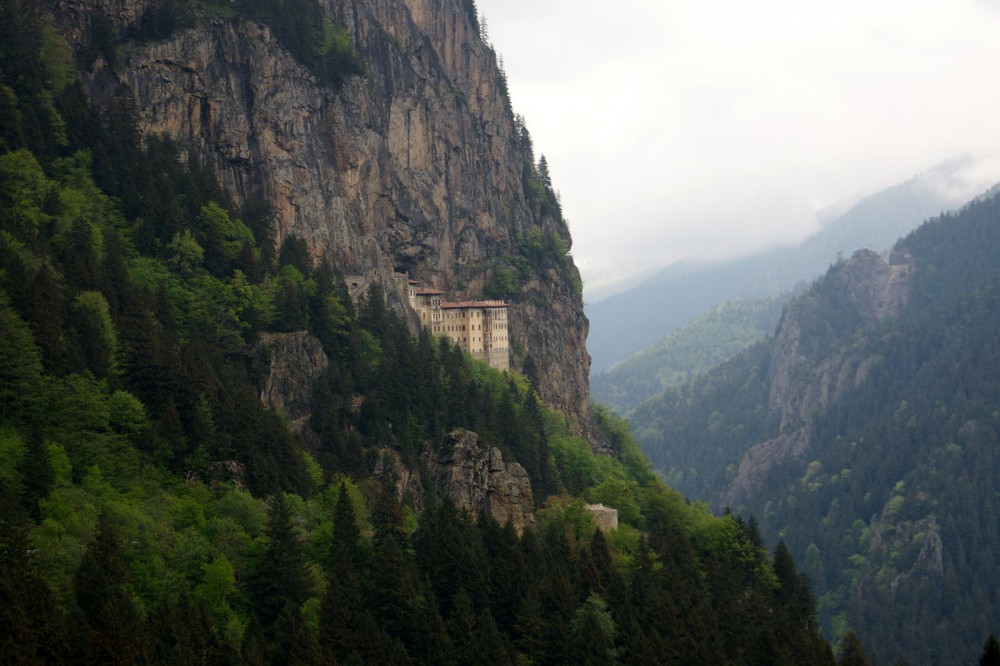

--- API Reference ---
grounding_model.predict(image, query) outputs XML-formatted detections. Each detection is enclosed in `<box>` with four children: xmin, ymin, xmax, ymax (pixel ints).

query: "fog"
<box><xmin>476</xmin><ymin>0</ymin><xmax>1000</xmax><ymax>297</ymax></box>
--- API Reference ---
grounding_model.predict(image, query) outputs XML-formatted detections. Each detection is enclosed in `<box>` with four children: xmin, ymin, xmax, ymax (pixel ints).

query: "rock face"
<box><xmin>54</xmin><ymin>0</ymin><xmax>594</xmax><ymax>435</ymax></box>
<box><xmin>255</xmin><ymin>331</ymin><xmax>329</xmax><ymax>431</ymax></box>
<box><xmin>767</xmin><ymin>249</ymin><xmax>911</xmax><ymax>431</ymax></box>
<box><xmin>424</xmin><ymin>429</ymin><xmax>535</xmax><ymax>533</ymax></box>
<box><xmin>720</xmin><ymin>249</ymin><xmax>913</xmax><ymax>507</ymax></box>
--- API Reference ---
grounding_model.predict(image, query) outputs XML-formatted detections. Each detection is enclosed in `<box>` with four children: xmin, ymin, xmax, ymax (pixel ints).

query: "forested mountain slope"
<box><xmin>0</xmin><ymin>1</ymin><xmax>835</xmax><ymax>663</ymax></box>
<box><xmin>587</xmin><ymin>161</ymin><xmax>990</xmax><ymax>374</ymax></box>
<box><xmin>631</xmin><ymin>190</ymin><xmax>1000</xmax><ymax>664</ymax></box>
<box><xmin>53</xmin><ymin>0</ymin><xmax>593</xmax><ymax>433</ymax></box>
<box><xmin>592</xmin><ymin>294</ymin><xmax>788</xmax><ymax>415</ymax></box>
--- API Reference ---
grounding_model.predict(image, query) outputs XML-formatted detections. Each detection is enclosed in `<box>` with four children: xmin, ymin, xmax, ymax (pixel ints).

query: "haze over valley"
<box><xmin>3</xmin><ymin>1</ymin><xmax>1000</xmax><ymax>664</ymax></box>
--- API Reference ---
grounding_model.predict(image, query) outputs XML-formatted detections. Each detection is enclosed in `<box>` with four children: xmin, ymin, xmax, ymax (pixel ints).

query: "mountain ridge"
<box><xmin>587</xmin><ymin>159</ymin><xmax>997</xmax><ymax>374</ymax></box>
<box><xmin>629</xmin><ymin>191</ymin><xmax>1000</xmax><ymax>663</ymax></box>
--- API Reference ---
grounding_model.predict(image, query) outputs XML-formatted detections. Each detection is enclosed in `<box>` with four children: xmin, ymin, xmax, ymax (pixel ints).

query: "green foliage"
<box><xmin>0</xmin><ymin>4</ymin><xmax>834</xmax><ymax>662</ymax></box>
<box><xmin>632</xmin><ymin>189</ymin><xmax>1000</xmax><ymax>663</ymax></box>
<box><xmin>0</xmin><ymin>424</ymin><xmax>25</xmax><ymax>484</ymax></box>
<box><xmin>0</xmin><ymin>148</ymin><xmax>51</xmax><ymax>233</ymax></box>
<box><xmin>132</xmin><ymin>0</ymin><xmax>196</xmax><ymax>42</ymax></box>
<box><xmin>593</xmin><ymin>294</ymin><xmax>787</xmax><ymax>415</ymax></box>
<box><xmin>237</xmin><ymin>0</ymin><xmax>364</xmax><ymax>89</ymax></box>
<box><xmin>484</xmin><ymin>226</ymin><xmax>581</xmax><ymax>300</ymax></box>
<box><xmin>630</xmin><ymin>340</ymin><xmax>777</xmax><ymax>498</ymax></box>
<box><xmin>570</xmin><ymin>593</ymin><xmax>621</xmax><ymax>665</ymax></box>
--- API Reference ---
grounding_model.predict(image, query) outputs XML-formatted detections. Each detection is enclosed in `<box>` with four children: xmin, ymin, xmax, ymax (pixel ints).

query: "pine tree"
<box><xmin>982</xmin><ymin>635</ymin><xmax>1000</xmax><ymax>666</ymax></box>
<box><xmin>0</xmin><ymin>485</ymin><xmax>71</xmax><ymax>663</ymax></box>
<box><xmin>249</xmin><ymin>493</ymin><xmax>313</xmax><ymax>630</ymax></box>
<box><xmin>838</xmin><ymin>631</ymin><xmax>870</xmax><ymax>666</ymax></box>
<box><xmin>319</xmin><ymin>482</ymin><xmax>376</xmax><ymax>662</ymax></box>
<box><xmin>74</xmin><ymin>510</ymin><xmax>150</xmax><ymax>664</ymax></box>
<box><xmin>18</xmin><ymin>425</ymin><xmax>52</xmax><ymax>520</ymax></box>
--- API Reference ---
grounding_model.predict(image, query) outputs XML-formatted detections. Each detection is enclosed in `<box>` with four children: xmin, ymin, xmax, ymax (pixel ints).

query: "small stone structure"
<box><xmin>587</xmin><ymin>504</ymin><xmax>619</xmax><ymax>532</ymax></box>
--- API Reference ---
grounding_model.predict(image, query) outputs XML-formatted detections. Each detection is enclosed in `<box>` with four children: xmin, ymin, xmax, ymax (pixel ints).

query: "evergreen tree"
<box><xmin>74</xmin><ymin>510</ymin><xmax>150</xmax><ymax>664</ymax></box>
<box><xmin>838</xmin><ymin>631</ymin><xmax>870</xmax><ymax>666</ymax></box>
<box><xmin>18</xmin><ymin>425</ymin><xmax>52</xmax><ymax>520</ymax></box>
<box><xmin>0</xmin><ymin>486</ymin><xmax>71</xmax><ymax>663</ymax></box>
<box><xmin>570</xmin><ymin>593</ymin><xmax>621</xmax><ymax>665</ymax></box>
<box><xmin>249</xmin><ymin>493</ymin><xmax>314</xmax><ymax>630</ymax></box>
<box><xmin>319</xmin><ymin>482</ymin><xmax>378</xmax><ymax>662</ymax></box>
<box><xmin>982</xmin><ymin>635</ymin><xmax>1000</xmax><ymax>666</ymax></box>
<box><xmin>366</xmin><ymin>483</ymin><xmax>423</xmax><ymax>652</ymax></box>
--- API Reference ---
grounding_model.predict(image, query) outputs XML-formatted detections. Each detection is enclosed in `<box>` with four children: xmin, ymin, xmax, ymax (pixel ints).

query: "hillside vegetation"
<box><xmin>630</xmin><ymin>186</ymin><xmax>1000</xmax><ymax>664</ymax></box>
<box><xmin>0</xmin><ymin>2</ymin><xmax>834</xmax><ymax>663</ymax></box>
<box><xmin>592</xmin><ymin>295</ymin><xmax>787</xmax><ymax>415</ymax></box>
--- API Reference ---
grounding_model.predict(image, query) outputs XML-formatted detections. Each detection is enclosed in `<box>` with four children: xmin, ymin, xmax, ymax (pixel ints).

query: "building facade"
<box><xmin>407</xmin><ymin>281</ymin><xmax>511</xmax><ymax>370</ymax></box>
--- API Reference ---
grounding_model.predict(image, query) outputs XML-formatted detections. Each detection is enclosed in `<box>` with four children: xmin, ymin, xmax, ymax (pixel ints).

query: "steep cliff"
<box><xmin>720</xmin><ymin>249</ymin><xmax>912</xmax><ymax>506</ymax></box>
<box><xmin>255</xmin><ymin>331</ymin><xmax>329</xmax><ymax>432</ymax></box>
<box><xmin>54</xmin><ymin>0</ymin><xmax>593</xmax><ymax>434</ymax></box>
<box><xmin>631</xmin><ymin>192</ymin><xmax>1000</xmax><ymax>663</ymax></box>
<box><xmin>424</xmin><ymin>428</ymin><xmax>535</xmax><ymax>533</ymax></box>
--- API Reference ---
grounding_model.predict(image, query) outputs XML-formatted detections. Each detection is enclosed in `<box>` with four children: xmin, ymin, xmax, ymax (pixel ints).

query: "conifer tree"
<box><xmin>319</xmin><ymin>482</ymin><xmax>377</xmax><ymax>662</ymax></box>
<box><xmin>0</xmin><ymin>485</ymin><xmax>70</xmax><ymax>663</ymax></box>
<box><xmin>982</xmin><ymin>635</ymin><xmax>1000</xmax><ymax>666</ymax></box>
<box><xmin>249</xmin><ymin>493</ymin><xmax>313</xmax><ymax>630</ymax></box>
<box><xmin>838</xmin><ymin>631</ymin><xmax>870</xmax><ymax>666</ymax></box>
<box><xmin>74</xmin><ymin>510</ymin><xmax>149</xmax><ymax>664</ymax></box>
<box><xmin>18</xmin><ymin>425</ymin><xmax>52</xmax><ymax>520</ymax></box>
<box><xmin>366</xmin><ymin>481</ymin><xmax>423</xmax><ymax>650</ymax></box>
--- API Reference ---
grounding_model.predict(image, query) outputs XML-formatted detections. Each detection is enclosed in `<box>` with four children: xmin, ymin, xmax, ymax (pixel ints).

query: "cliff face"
<box><xmin>256</xmin><ymin>331</ymin><xmax>329</xmax><ymax>433</ymax></box>
<box><xmin>55</xmin><ymin>0</ymin><xmax>593</xmax><ymax>431</ymax></box>
<box><xmin>424</xmin><ymin>429</ymin><xmax>535</xmax><ymax>533</ymax></box>
<box><xmin>720</xmin><ymin>249</ymin><xmax>913</xmax><ymax>507</ymax></box>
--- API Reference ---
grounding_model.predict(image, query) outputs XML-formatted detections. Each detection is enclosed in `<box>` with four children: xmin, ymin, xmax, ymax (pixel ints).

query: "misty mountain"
<box><xmin>587</xmin><ymin>159</ymin><xmax>993</xmax><ymax>374</ymax></box>
<box><xmin>0</xmin><ymin>1</ymin><xmax>839</xmax><ymax>663</ymax></box>
<box><xmin>629</xmin><ymin>190</ymin><xmax>1000</xmax><ymax>664</ymax></box>
<box><xmin>591</xmin><ymin>294</ymin><xmax>788</xmax><ymax>415</ymax></box>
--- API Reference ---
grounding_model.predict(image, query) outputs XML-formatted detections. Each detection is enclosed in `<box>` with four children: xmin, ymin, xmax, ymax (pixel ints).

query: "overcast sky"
<box><xmin>475</xmin><ymin>0</ymin><xmax>1000</xmax><ymax>299</ymax></box>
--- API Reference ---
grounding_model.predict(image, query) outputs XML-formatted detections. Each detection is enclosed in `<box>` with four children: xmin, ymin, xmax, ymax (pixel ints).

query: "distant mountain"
<box><xmin>587</xmin><ymin>159</ymin><xmax>996</xmax><ymax>373</ymax></box>
<box><xmin>629</xmin><ymin>191</ymin><xmax>1000</xmax><ymax>664</ymax></box>
<box><xmin>591</xmin><ymin>294</ymin><xmax>788</xmax><ymax>415</ymax></box>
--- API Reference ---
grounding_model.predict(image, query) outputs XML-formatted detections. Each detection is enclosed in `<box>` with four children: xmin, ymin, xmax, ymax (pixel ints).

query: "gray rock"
<box><xmin>55</xmin><ymin>0</ymin><xmax>597</xmax><ymax>444</ymax></box>
<box><xmin>256</xmin><ymin>331</ymin><xmax>328</xmax><ymax>431</ymax></box>
<box><xmin>424</xmin><ymin>429</ymin><xmax>535</xmax><ymax>533</ymax></box>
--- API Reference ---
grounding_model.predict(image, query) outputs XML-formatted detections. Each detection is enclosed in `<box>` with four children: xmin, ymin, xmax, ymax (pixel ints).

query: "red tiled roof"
<box><xmin>415</xmin><ymin>287</ymin><xmax>445</xmax><ymax>295</ymax></box>
<box><xmin>441</xmin><ymin>300</ymin><xmax>509</xmax><ymax>309</ymax></box>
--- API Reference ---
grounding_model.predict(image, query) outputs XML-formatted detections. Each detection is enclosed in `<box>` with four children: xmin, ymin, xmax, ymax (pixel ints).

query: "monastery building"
<box><xmin>406</xmin><ymin>280</ymin><xmax>510</xmax><ymax>370</ymax></box>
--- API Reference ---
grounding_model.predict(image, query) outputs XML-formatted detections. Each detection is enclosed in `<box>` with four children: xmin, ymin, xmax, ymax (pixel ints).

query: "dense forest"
<box><xmin>0</xmin><ymin>1</ymin><xmax>840</xmax><ymax>663</ymax></box>
<box><xmin>631</xmin><ymin>187</ymin><xmax>1000</xmax><ymax>663</ymax></box>
<box><xmin>592</xmin><ymin>295</ymin><xmax>788</xmax><ymax>416</ymax></box>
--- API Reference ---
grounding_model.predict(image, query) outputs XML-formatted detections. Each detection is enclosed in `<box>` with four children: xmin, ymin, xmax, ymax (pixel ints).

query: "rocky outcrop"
<box><xmin>255</xmin><ymin>331</ymin><xmax>328</xmax><ymax>431</ymax></box>
<box><xmin>768</xmin><ymin>249</ymin><xmax>911</xmax><ymax>430</ymax></box>
<box><xmin>719</xmin><ymin>431</ymin><xmax>810</xmax><ymax>508</ymax></box>
<box><xmin>54</xmin><ymin>0</ymin><xmax>595</xmax><ymax>437</ymax></box>
<box><xmin>424</xmin><ymin>429</ymin><xmax>535</xmax><ymax>533</ymax></box>
<box><xmin>720</xmin><ymin>249</ymin><xmax>914</xmax><ymax>507</ymax></box>
<box><xmin>372</xmin><ymin>447</ymin><xmax>425</xmax><ymax>509</ymax></box>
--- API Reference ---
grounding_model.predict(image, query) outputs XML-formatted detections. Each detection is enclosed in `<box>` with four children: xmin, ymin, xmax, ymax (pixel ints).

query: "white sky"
<box><xmin>475</xmin><ymin>0</ymin><xmax>1000</xmax><ymax>297</ymax></box>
